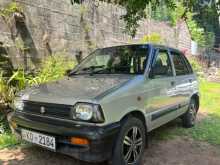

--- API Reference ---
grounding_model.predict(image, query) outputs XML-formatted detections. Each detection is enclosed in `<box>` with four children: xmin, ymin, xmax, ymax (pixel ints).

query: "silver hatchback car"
<box><xmin>10</xmin><ymin>44</ymin><xmax>199</xmax><ymax>165</ymax></box>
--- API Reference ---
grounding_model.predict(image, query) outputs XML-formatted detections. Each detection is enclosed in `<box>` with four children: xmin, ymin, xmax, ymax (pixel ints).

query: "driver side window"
<box><xmin>150</xmin><ymin>50</ymin><xmax>173</xmax><ymax>78</ymax></box>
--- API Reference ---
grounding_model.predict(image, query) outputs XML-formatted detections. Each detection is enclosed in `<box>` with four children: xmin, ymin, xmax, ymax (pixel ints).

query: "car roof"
<box><xmin>100</xmin><ymin>43</ymin><xmax>183</xmax><ymax>55</ymax></box>
<box><xmin>151</xmin><ymin>44</ymin><xmax>183</xmax><ymax>54</ymax></box>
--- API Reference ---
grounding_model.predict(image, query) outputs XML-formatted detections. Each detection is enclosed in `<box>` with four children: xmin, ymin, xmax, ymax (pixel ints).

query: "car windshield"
<box><xmin>71</xmin><ymin>45</ymin><xmax>149</xmax><ymax>75</ymax></box>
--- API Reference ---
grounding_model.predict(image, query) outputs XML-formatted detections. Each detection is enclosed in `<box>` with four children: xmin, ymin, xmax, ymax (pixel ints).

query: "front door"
<box><xmin>145</xmin><ymin>49</ymin><xmax>178</xmax><ymax>131</ymax></box>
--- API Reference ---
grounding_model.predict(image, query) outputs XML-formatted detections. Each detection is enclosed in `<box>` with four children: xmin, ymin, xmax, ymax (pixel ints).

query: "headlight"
<box><xmin>71</xmin><ymin>103</ymin><xmax>105</xmax><ymax>123</ymax></box>
<box><xmin>14</xmin><ymin>98</ymin><xmax>24</xmax><ymax>111</ymax></box>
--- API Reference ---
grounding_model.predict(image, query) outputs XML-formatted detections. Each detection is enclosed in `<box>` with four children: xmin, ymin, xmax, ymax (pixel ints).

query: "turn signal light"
<box><xmin>70</xmin><ymin>137</ymin><xmax>89</xmax><ymax>145</ymax></box>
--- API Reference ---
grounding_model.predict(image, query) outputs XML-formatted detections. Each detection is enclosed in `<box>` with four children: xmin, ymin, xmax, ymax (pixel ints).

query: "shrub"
<box><xmin>8</xmin><ymin>53</ymin><xmax>76</xmax><ymax>88</ymax></box>
<box><xmin>189</xmin><ymin>57</ymin><xmax>204</xmax><ymax>78</ymax></box>
<box><xmin>0</xmin><ymin>73</ymin><xmax>15</xmax><ymax>133</ymax></box>
<box><xmin>8</xmin><ymin>69</ymin><xmax>27</xmax><ymax>90</ymax></box>
<box><xmin>0</xmin><ymin>2</ymin><xmax>23</xmax><ymax>19</ymax></box>
<box><xmin>186</xmin><ymin>12</ymin><xmax>206</xmax><ymax>47</ymax></box>
<box><xmin>0</xmin><ymin>72</ymin><xmax>15</xmax><ymax>111</ymax></box>
<box><xmin>0</xmin><ymin>53</ymin><xmax>76</xmax><ymax>133</ymax></box>
<box><xmin>140</xmin><ymin>33</ymin><xmax>162</xmax><ymax>44</ymax></box>
<box><xmin>28</xmin><ymin>53</ymin><xmax>76</xmax><ymax>86</ymax></box>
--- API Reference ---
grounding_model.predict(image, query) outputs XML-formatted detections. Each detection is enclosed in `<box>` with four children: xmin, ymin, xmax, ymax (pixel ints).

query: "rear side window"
<box><xmin>182</xmin><ymin>55</ymin><xmax>193</xmax><ymax>74</ymax></box>
<box><xmin>170</xmin><ymin>51</ymin><xmax>190</xmax><ymax>76</ymax></box>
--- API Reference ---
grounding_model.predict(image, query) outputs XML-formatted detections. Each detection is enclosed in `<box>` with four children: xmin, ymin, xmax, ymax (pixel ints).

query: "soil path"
<box><xmin>0</xmin><ymin>137</ymin><xmax>220</xmax><ymax>165</ymax></box>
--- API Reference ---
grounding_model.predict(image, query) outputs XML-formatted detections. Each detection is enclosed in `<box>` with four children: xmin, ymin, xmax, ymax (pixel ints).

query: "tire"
<box><xmin>111</xmin><ymin>117</ymin><xmax>146</xmax><ymax>165</ymax></box>
<box><xmin>182</xmin><ymin>99</ymin><xmax>197</xmax><ymax>128</ymax></box>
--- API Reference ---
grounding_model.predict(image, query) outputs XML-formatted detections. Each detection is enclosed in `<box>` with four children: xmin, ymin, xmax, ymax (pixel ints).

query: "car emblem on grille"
<box><xmin>40</xmin><ymin>106</ymin><xmax>46</xmax><ymax>114</ymax></box>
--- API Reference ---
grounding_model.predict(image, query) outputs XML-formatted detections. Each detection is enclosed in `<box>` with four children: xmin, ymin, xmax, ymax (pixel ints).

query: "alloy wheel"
<box><xmin>123</xmin><ymin>126</ymin><xmax>143</xmax><ymax>164</ymax></box>
<box><xmin>189</xmin><ymin>102</ymin><xmax>197</xmax><ymax>125</ymax></box>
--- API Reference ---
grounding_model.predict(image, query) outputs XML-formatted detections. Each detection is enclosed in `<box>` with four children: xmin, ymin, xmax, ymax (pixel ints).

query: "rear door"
<box><xmin>169</xmin><ymin>50</ymin><xmax>194</xmax><ymax>116</ymax></box>
<box><xmin>146</xmin><ymin>48</ymin><xmax>179</xmax><ymax>130</ymax></box>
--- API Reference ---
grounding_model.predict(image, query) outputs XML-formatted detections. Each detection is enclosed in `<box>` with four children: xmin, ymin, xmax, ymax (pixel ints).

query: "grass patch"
<box><xmin>0</xmin><ymin>133</ymin><xmax>19</xmax><ymax>149</ymax></box>
<box><xmin>154</xmin><ymin>80</ymin><xmax>220</xmax><ymax>145</ymax></box>
<box><xmin>186</xmin><ymin>81</ymin><xmax>220</xmax><ymax>145</ymax></box>
<box><xmin>200</xmin><ymin>81</ymin><xmax>220</xmax><ymax>114</ymax></box>
<box><xmin>189</xmin><ymin>115</ymin><xmax>220</xmax><ymax>145</ymax></box>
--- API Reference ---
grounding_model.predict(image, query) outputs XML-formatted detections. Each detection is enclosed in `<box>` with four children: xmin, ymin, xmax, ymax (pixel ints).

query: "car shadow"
<box><xmin>0</xmin><ymin>117</ymin><xmax>198</xmax><ymax>165</ymax></box>
<box><xmin>149</xmin><ymin>118</ymin><xmax>182</xmax><ymax>140</ymax></box>
<box><xmin>0</xmin><ymin>144</ymin><xmax>108</xmax><ymax>165</ymax></box>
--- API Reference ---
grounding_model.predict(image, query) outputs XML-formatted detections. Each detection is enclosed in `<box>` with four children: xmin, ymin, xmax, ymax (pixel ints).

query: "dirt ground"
<box><xmin>0</xmin><ymin>136</ymin><xmax>220</xmax><ymax>165</ymax></box>
<box><xmin>0</xmin><ymin>112</ymin><xmax>220</xmax><ymax>165</ymax></box>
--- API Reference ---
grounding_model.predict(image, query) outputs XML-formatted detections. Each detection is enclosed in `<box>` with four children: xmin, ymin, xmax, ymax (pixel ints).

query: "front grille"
<box><xmin>23</xmin><ymin>101</ymin><xmax>71</xmax><ymax>119</ymax></box>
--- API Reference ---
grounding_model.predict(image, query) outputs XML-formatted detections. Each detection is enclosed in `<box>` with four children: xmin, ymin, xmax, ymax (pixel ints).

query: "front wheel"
<box><xmin>111</xmin><ymin>117</ymin><xmax>146</xmax><ymax>165</ymax></box>
<box><xmin>182</xmin><ymin>99</ymin><xmax>197</xmax><ymax>128</ymax></box>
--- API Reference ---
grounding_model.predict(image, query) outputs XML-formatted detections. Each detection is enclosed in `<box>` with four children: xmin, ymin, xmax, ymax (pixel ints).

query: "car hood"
<box><xmin>22</xmin><ymin>75</ymin><xmax>133</xmax><ymax>104</ymax></box>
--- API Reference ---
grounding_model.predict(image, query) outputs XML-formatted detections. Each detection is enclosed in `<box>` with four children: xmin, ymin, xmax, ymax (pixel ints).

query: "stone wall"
<box><xmin>0</xmin><ymin>0</ymin><xmax>192</xmax><ymax>69</ymax></box>
<box><xmin>176</xmin><ymin>20</ymin><xmax>192</xmax><ymax>54</ymax></box>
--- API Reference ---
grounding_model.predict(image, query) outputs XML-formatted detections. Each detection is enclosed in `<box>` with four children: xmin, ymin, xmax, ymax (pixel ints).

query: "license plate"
<box><xmin>21</xmin><ymin>129</ymin><xmax>56</xmax><ymax>151</ymax></box>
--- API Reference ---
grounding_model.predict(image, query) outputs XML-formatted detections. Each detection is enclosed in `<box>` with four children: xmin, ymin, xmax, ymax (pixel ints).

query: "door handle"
<box><xmin>171</xmin><ymin>81</ymin><xmax>175</xmax><ymax>86</ymax></box>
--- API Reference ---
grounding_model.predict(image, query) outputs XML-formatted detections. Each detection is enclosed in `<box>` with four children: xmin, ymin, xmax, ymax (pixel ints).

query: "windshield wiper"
<box><xmin>68</xmin><ymin>65</ymin><xmax>105</xmax><ymax>76</ymax></box>
<box><xmin>92</xmin><ymin>68</ymin><xmax>111</xmax><ymax>74</ymax></box>
<box><xmin>92</xmin><ymin>66</ymin><xmax>130</xmax><ymax>74</ymax></box>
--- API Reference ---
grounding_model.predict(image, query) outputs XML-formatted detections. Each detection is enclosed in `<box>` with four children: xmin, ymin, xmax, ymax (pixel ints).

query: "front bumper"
<box><xmin>9</xmin><ymin>111</ymin><xmax>120</xmax><ymax>162</ymax></box>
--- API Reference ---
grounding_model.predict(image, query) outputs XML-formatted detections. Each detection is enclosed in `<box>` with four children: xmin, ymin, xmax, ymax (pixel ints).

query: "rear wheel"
<box><xmin>111</xmin><ymin>117</ymin><xmax>146</xmax><ymax>165</ymax></box>
<box><xmin>182</xmin><ymin>99</ymin><xmax>197</xmax><ymax>128</ymax></box>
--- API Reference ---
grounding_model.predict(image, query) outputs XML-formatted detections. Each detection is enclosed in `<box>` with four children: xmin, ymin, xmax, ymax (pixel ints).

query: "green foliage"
<box><xmin>0</xmin><ymin>73</ymin><xmax>15</xmax><ymax>108</ymax></box>
<box><xmin>0</xmin><ymin>2</ymin><xmax>22</xmax><ymax>20</ymax></box>
<box><xmin>0</xmin><ymin>73</ymin><xmax>15</xmax><ymax>133</ymax></box>
<box><xmin>189</xmin><ymin>57</ymin><xmax>204</xmax><ymax>78</ymax></box>
<box><xmin>0</xmin><ymin>53</ymin><xmax>75</xmax><ymax>136</ymax></box>
<box><xmin>101</xmin><ymin>0</ymin><xmax>217</xmax><ymax>47</ymax></box>
<box><xmin>0</xmin><ymin>133</ymin><xmax>19</xmax><ymax>149</ymax></box>
<box><xmin>7</xmin><ymin>53</ymin><xmax>76</xmax><ymax>88</ymax></box>
<box><xmin>205</xmin><ymin>32</ymin><xmax>215</xmax><ymax>48</ymax></box>
<box><xmin>151</xmin><ymin>1</ymin><xmax>185</xmax><ymax>26</ymax></box>
<box><xmin>189</xmin><ymin>0</ymin><xmax>219</xmax><ymax>47</ymax></box>
<box><xmin>186</xmin><ymin>12</ymin><xmax>206</xmax><ymax>47</ymax></box>
<box><xmin>168</xmin><ymin>2</ymin><xmax>186</xmax><ymax>26</ymax></box>
<box><xmin>140</xmin><ymin>33</ymin><xmax>162</xmax><ymax>44</ymax></box>
<box><xmin>28</xmin><ymin>53</ymin><xmax>76</xmax><ymax>86</ymax></box>
<box><xmin>100</xmin><ymin>0</ymin><xmax>176</xmax><ymax>37</ymax></box>
<box><xmin>151</xmin><ymin>1</ymin><xmax>212</xmax><ymax>47</ymax></box>
<box><xmin>151</xmin><ymin>1</ymin><xmax>208</xmax><ymax>47</ymax></box>
<box><xmin>121</xmin><ymin>1</ymin><xmax>147</xmax><ymax>37</ymax></box>
<box><xmin>8</xmin><ymin>69</ymin><xmax>27</xmax><ymax>90</ymax></box>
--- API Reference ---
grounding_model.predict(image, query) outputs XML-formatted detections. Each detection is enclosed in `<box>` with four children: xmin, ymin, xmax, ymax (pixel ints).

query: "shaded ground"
<box><xmin>0</xmin><ymin>111</ymin><xmax>220</xmax><ymax>165</ymax></box>
<box><xmin>144</xmin><ymin>137</ymin><xmax>220</xmax><ymax>165</ymax></box>
<box><xmin>0</xmin><ymin>137</ymin><xmax>220</xmax><ymax>165</ymax></box>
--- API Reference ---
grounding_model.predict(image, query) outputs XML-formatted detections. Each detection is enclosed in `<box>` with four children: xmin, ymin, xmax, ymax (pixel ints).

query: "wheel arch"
<box><xmin>191</xmin><ymin>93</ymin><xmax>200</xmax><ymax>111</ymax></box>
<box><xmin>120</xmin><ymin>110</ymin><xmax>148</xmax><ymax>132</ymax></box>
